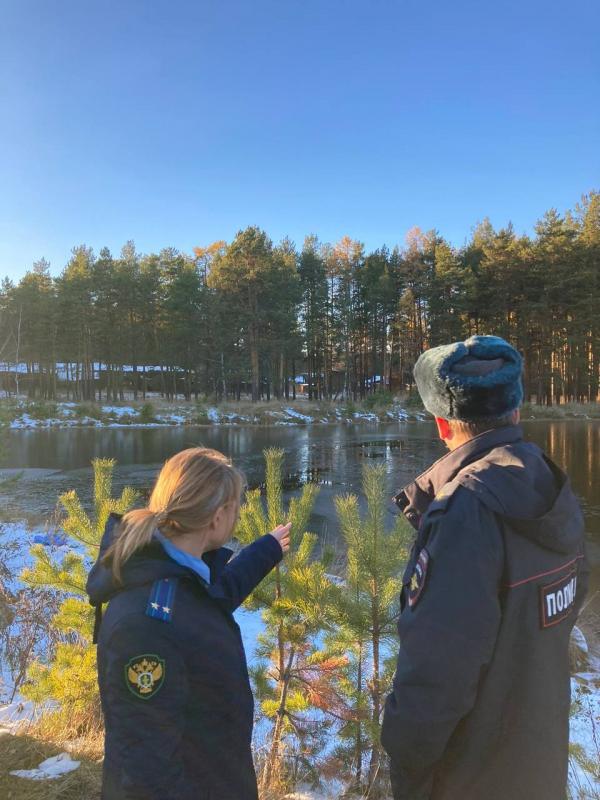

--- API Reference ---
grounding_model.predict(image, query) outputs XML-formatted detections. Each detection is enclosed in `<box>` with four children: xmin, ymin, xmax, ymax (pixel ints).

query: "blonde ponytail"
<box><xmin>105</xmin><ymin>447</ymin><xmax>244</xmax><ymax>582</ymax></box>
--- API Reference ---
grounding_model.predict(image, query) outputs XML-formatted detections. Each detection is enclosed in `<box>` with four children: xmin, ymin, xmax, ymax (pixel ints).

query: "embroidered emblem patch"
<box><xmin>408</xmin><ymin>548</ymin><xmax>430</xmax><ymax>608</ymax></box>
<box><xmin>539</xmin><ymin>570</ymin><xmax>578</xmax><ymax>628</ymax></box>
<box><xmin>125</xmin><ymin>655</ymin><xmax>165</xmax><ymax>699</ymax></box>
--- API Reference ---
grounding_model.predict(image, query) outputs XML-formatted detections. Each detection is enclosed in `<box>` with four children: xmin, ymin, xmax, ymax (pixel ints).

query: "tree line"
<box><xmin>1</xmin><ymin>191</ymin><xmax>598</xmax><ymax>405</ymax></box>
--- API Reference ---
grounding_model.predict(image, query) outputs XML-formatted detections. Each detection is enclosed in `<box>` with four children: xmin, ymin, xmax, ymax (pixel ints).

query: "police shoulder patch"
<box><xmin>125</xmin><ymin>654</ymin><xmax>165</xmax><ymax>699</ymax></box>
<box><xmin>408</xmin><ymin>548</ymin><xmax>430</xmax><ymax>608</ymax></box>
<box><xmin>539</xmin><ymin>570</ymin><xmax>578</xmax><ymax>629</ymax></box>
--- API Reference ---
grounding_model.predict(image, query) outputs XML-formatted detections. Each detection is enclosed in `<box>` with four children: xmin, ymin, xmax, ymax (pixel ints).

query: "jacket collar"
<box><xmin>395</xmin><ymin>425</ymin><xmax>523</xmax><ymax>529</ymax></box>
<box><xmin>87</xmin><ymin>512</ymin><xmax>235</xmax><ymax>606</ymax></box>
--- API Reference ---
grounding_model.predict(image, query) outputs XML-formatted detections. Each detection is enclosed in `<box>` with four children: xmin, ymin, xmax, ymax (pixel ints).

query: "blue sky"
<box><xmin>1</xmin><ymin>0</ymin><xmax>598</xmax><ymax>280</ymax></box>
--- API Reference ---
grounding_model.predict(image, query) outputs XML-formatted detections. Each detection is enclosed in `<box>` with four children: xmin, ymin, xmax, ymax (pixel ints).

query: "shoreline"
<box><xmin>2</xmin><ymin>398</ymin><xmax>600</xmax><ymax>430</ymax></box>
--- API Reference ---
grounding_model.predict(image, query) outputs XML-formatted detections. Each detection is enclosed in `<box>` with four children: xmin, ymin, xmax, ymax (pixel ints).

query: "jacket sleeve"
<box><xmin>101</xmin><ymin>617</ymin><xmax>192</xmax><ymax>800</ymax></box>
<box><xmin>381</xmin><ymin>491</ymin><xmax>504</xmax><ymax>800</ymax></box>
<box><xmin>208</xmin><ymin>533</ymin><xmax>283</xmax><ymax>612</ymax></box>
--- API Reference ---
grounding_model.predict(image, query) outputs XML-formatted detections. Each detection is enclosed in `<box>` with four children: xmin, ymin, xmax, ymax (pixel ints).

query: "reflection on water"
<box><xmin>3</xmin><ymin>421</ymin><xmax>599</xmax><ymax>545</ymax></box>
<box><xmin>277</xmin><ymin>468</ymin><xmax>334</xmax><ymax>491</ymax></box>
<box><xmin>524</xmin><ymin>422</ymin><xmax>600</xmax><ymax>534</ymax></box>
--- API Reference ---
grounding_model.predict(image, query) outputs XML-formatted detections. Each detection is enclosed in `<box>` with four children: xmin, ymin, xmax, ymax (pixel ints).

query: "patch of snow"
<box><xmin>569</xmin><ymin>677</ymin><xmax>600</xmax><ymax>797</ymax></box>
<box><xmin>0</xmin><ymin>521</ymin><xmax>78</xmax><ymax>586</ymax></box>
<box><xmin>283</xmin><ymin>780</ymin><xmax>352</xmax><ymax>800</ymax></box>
<box><xmin>353</xmin><ymin>411</ymin><xmax>379</xmax><ymax>422</ymax></box>
<box><xmin>284</xmin><ymin>408</ymin><xmax>314</xmax><ymax>423</ymax></box>
<box><xmin>158</xmin><ymin>413</ymin><xmax>186</xmax><ymax>423</ymax></box>
<box><xmin>0</xmin><ymin>699</ymin><xmax>39</xmax><ymax>731</ymax></box>
<box><xmin>207</xmin><ymin>407</ymin><xmax>221</xmax><ymax>423</ymax></box>
<box><xmin>572</xmin><ymin>626</ymin><xmax>590</xmax><ymax>656</ymax></box>
<box><xmin>102</xmin><ymin>405</ymin><xmax>137</xmax><ymax>418</ymax></box>
<box><xmin>32</xmin><ymin>529</ymin><xmax>68</xmax><ymax>547</ymax></box>
<box><xmin>387</xmin><ymin>407</ymin><xmax>410</xmax><ymax>421</ymax></box>
<box><xmin>10</xmin><ymin>751</ymin><xmax>80</xmax><ymax>780</ymax></box>
<box><xmin>235</xmin><ymin>607</ymin><xmax>266</xmax><ymax>662</ymax></box>
<box><xmin>10</xmin><ymin>413</ymin><xmax>39</xmax><ymax>429</ymax></box>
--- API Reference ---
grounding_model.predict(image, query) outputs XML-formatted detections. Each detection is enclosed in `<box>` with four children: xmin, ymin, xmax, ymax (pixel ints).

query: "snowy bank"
<box><xmin>2</xmin><ymin>398</ymin><xmax>427</xmax><ymax>430</ymax></box>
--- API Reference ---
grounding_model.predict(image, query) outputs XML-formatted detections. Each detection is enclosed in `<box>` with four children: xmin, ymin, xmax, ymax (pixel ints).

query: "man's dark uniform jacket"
<box><xmin>381</xmin><ymin>425</ymin><xmax>589</xmax><ymax>800</ymax></box>
<box><xmin>87</xmin><ymin>514</ymin><xmax>283</xmax><ymax>800</ymax></box>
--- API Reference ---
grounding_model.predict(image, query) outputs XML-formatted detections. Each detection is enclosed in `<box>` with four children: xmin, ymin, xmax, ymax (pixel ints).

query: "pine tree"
<box><xmin>329</xmin><ymin>463</ymin><xmax>411</xmax><ymax>796</ymax></box>
<box><xmin>20</xmin><ymin>459</ymin><xmax>136</xmax><ymax>733</ymax></box>
<box><xmin>235</xmin><ymin>448</ymin><xmax>341</xmax><ymax>796</ymax></box>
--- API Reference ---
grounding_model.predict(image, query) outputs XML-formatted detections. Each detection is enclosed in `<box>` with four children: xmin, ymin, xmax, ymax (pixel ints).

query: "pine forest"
<box><xmin>1</xmin><ymin>192</ymin><xmax>599</xmax><ymax>407</ymax></box>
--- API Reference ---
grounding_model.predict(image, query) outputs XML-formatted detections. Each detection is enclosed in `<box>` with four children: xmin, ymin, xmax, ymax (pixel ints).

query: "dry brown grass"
<box><xmin>0</xmin><ymin>731</ymin><xmax>102</xmax><ymax>800</ymax></box>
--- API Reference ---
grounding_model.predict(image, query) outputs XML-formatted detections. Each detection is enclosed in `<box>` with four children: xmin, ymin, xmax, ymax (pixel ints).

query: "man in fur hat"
<box><xmin>381</xmin><ymin>335</ymin><xmax>589</xmax><ymax>800</ymax></box>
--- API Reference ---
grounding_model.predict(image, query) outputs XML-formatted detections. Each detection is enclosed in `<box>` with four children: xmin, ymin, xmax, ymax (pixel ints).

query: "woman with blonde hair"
<box><xmin>87</xmin><ymin>446</ymin><xmax>290</xmax><ymax>800</ymax></box>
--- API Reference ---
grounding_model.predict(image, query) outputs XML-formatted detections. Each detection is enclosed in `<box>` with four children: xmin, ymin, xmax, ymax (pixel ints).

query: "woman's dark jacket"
<box><xmin>381</xmin><ymin>425</ymin><xmax>589</xmax><ymax>800</ymax></box>
<box><xmin>87</xmin><ymin>514</ymin><xmax>282</xmax><ymax>800</ymax></box>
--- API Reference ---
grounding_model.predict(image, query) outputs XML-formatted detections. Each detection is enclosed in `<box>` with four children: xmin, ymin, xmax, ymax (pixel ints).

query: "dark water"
<box><xmin>1</xmin><ymin>420</ymin><xmax>598</xmax><ymax>526</ymax></box>
<box><xmin>1</xmin><ymin>420</ymin><xmax>599</xmax><ymax>583</ymax></box>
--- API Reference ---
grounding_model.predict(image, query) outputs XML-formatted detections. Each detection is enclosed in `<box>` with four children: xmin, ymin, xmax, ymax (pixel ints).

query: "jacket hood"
<box><xmin>86</xmin><ymin>513</ymin><xmax>233</xmax><ymax>606</ymax></box>
<box><xmin>396</xmin><ymin>425</ymin><xmax>584</xmax><ymax>555</ymax></box>
<box><xmin>456</xmin><ymin>448</ymin><xmax>584</xmax><ymax>555</ymax></box>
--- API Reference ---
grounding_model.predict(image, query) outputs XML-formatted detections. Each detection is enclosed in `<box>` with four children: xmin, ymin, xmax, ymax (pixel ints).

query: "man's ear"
<box><xmin>435</xmin><ymin>416</ymin><xmax>452</xmax><ymax>442</ymax></box>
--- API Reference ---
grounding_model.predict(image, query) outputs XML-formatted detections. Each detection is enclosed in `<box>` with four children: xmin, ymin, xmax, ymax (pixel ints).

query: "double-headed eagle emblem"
<box><xmin>125</xmin><ymin>655</ymin><xmax>165</xmax><ymax>699</ymax></box>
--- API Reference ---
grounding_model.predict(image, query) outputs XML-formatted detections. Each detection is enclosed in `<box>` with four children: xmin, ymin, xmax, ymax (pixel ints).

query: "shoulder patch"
<box><xmin>125</xmin><ymin>654</ymin><xmax>165</xmax><ymax>699</ymax></box>
<box><xmin>145</xmin><ymin>578</ymin><xmax>177</xmax><ymax>623</ymax></box>
<box><xmin>539</xmin><ymin>570</ymin><xmax>578</xmax><ymax>628</ymax></box>
<box><xmin>408</xmin><ymin>548</ymin><xmax>430</xmax><ymax>608</ymax></box>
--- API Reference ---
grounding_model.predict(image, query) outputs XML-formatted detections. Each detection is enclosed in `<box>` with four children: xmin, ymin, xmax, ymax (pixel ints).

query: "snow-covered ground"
<box><xmin>570</xmin><ymin>676</ymin><xmax>600</xmax><ymax>798</ymax></box>
<box><xmin>0</xmin><ymin>699</ymin><xmax>49</xmax><ymax>733</ymax></box>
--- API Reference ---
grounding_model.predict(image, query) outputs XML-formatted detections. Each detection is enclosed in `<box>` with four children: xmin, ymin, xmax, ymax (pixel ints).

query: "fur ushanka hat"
<box><xmin>413</xmin><ymin>335</ymin><xmax>523</xmax><ymax>421</ymax></box>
